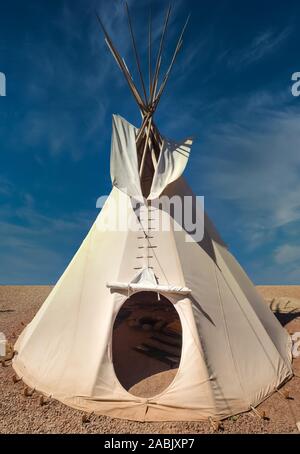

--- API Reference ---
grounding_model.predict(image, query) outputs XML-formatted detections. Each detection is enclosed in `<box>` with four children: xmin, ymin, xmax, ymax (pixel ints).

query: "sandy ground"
<box><xmin>0</xmin><ymin>285</ymin><xmax>300</xmax><ymax>434</ymax></box>
<box><xmin>257</xmin><ymin>286</ymin><xmax>300</xmax><ymax>300</ymax></box>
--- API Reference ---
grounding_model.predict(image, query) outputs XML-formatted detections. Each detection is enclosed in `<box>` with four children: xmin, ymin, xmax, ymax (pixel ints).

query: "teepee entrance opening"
<box><xmin>112</xmin><ymin>291</ymin><xmax>182</xmax><ymax>398</ymax></box>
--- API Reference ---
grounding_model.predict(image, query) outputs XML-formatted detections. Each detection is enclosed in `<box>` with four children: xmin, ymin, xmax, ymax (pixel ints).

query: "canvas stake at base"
<box><xmin>23</xmin><ymin>386</ymin><xmax>35</xmax><ymax>397</ymax></box>
<box><xmin>276</xmin><ymin>388</ymin><xmax>293</xmax><ymax>400</ymax></box>
<box><xmin>208</xmin><ymin>417</ymin><xmax>223</xmax><ymax>432</ymax></box>
<box><xmin>39</xmin><ymin>395</ymin><xmax>52</xmax><ymax>406</ymax></box>
<box><xmin>12</xmin><ymin>374</ymin><xmax>22</xmax><ymax>383</ymax></box>
<box><xmin>250</xmin><ymin>406</ymin><xmax>268</xmax><ymax>420</ymax></box>
<box><xmin>82</xmin><ymin>412</ymin><xmax>94</xmax><ymax>424</ymax></box>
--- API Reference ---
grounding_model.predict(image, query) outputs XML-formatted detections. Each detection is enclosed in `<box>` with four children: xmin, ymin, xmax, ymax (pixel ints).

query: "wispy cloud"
<box><xmin>220</xmin><ymin>27</ymin><xmax>291</xmax><ymax>69</ymax></box>
<box><xmin>1</xmin><ymin>0</ymin><xmax>299</xmax><ymax>285</ymax></box>
<box><xmin>189</xmin><ymin>85</ymin><xmax>300</xmax><ymax>277</ymax></box>
<box><xmin>0</xmin><ymin>177</ymin><xmax>14</xmax><ymax>196</ymax></box>
<box><xmin>203</xmin><ymin>110</ymin><xmax>300</xmax><ymax>226</ymax></box>
<box><xmin>0</xmin><ymin>179</ymin><xmax>93</xmax><ymax>284</ymax></box>
<box><xmin>274</xmin><ymin>244</ymin><xmax>300</xmax><ymax>265</ymax></box>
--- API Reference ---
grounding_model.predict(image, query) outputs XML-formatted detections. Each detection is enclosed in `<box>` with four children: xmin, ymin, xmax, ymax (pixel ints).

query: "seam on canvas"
<box><xmin>219</xmin><ymin>267</ymin><xmax>280</xmax><ymax>378</ymax></box>
<box><xmin>213</xmin><ymin>264</ymin><xmax>248</xmax><ymax>407</ymax></box>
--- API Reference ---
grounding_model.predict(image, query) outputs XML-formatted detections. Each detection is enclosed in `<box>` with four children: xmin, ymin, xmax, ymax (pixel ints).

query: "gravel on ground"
<box><xmin>0</xmin><ymin>286</ymin><xmax>299</xmax><ymax>434</ymax></box>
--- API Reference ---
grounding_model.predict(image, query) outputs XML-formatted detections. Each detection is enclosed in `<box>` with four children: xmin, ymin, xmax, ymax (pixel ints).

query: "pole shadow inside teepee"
<box><xmin>112</xmin><ymin>291</ymin><xmax>182</xmax><ymax>397</ymax></box>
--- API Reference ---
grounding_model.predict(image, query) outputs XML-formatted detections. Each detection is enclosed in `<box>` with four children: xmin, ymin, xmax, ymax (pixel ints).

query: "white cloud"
<box><xmin>198</xmin><ymin>101</ymin><xmax>300</xmax><ymax>234</ymax></box>
<box><xmin>274</xmin><ymin>244</ymin><xmax>300</xmax><ymax>265</ymax></box>
<box><xmin>221</xmin><ymin>27</ymin><xmax>291</xmax><ymax>69</ymax></box>
<box><xmin>0</xmin><ymin>181</ymin><xmax>93</xmax><ymax>284</ymax></box>
<box><xmin>0</xmin><ymin>177</ymin><xmax>14</xmax><ymax>196</ymax></box>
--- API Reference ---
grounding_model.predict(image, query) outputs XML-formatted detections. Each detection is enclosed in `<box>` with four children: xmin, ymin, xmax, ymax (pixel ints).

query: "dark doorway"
<box><xmin>112</xmin><ymin>292</ymin><xmax>182</xmax><ymax>398</ymax></box>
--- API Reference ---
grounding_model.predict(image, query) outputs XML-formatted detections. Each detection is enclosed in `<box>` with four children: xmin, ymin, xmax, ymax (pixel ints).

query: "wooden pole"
<box><xmin>96</xmin><ymin>13</ymin><xmax>146</xmax><ymax>112</ymax></box>
<box><xmin>136</xmin><ymin>112</ymin><xmax>152</xmax><ymax>144</ymax></box>
<box><xmin>96</xmin><ymin>7</ymin><xmax>187</xmax><ymax>169</ymax></box>
<box><xmin>148</xmin><ymin>7</ymin><xmax>153</xmax><ymax>98</ymax></box>
<box><xmin>125</xmin><ymin>2</ymin><xmax>148</xmax><ymax>103</ymax></box>
<box><xmin>139</xmin><ymin>117</ymin><xmax>153</xmax><ymax>178</ymax></box>
<box><xmin>154</xmin><ymin>15</ymin><xmax>190</xmax><ymax>107</ymax></box>
<box><xmin>150</xmin><ymin>4</ymin><xmax>172</xmax><ymax>103</ymax></box>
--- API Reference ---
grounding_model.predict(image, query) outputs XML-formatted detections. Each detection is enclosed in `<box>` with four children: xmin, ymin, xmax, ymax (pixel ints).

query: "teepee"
<box><xmin>13</xmin><ymin>4</ymin><xmax>292</xmax><ymax>422</ymax></box>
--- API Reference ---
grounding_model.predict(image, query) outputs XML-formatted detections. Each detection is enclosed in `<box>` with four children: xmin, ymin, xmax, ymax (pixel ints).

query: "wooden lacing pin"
<box><xmin>250</xmin><ymin>406</ymin><xmax>269</xmax><ymax>420</ymax></box>
<box><xmin>23</xmin><ymin>386</ymin><xmax>35</xmax><ymax>397</ymax></box>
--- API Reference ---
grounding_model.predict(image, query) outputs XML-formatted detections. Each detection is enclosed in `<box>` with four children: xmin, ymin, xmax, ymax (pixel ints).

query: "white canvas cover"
<box><xmin>148</xmin><ymin>136</ymin><xmax>193</xmax><ymax>200</ymax></box>
<box><xmin>110</xmin><ymin>115</ymin><xmax>192</xmax><ymax>200</ymax></box>
<box><xmin>110</xmin><ymin>115</ymin><xmax>142</xmax><ymax>199</ymax></box>
<box><xmin>13</xmin><ymin>116</ymin><xmax>293</xmax><ymax>422</ymax></box>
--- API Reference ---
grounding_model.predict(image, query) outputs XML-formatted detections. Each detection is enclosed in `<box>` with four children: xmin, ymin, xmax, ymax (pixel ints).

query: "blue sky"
<box><xmin>0</xmin><ymin>0</ymin><xmax>300</xmax><ymax>284</ymax></box>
